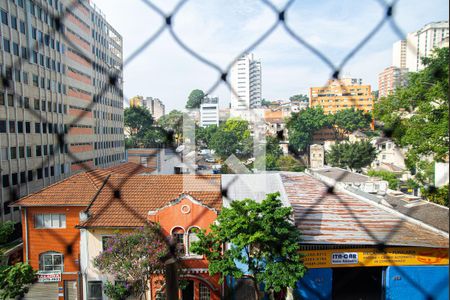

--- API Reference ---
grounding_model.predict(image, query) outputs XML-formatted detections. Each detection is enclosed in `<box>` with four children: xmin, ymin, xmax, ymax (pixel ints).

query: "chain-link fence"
<box><xmin>1</xmin><ymin>0</ymin><xmax>447</xmax><ymax>299</ymax></box>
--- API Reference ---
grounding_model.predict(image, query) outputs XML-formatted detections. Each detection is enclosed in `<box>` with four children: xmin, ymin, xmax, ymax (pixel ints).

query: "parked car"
<box><xmin>205</xmin><ymin>157</ymin><xmax>216</xmax><ymax>163</ymax></box>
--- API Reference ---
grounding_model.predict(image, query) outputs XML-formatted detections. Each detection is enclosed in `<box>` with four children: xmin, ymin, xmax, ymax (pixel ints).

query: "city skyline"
<box><xmin>93</xmin><ymin>0</ymin><xmax>449</xmax><ymax>112</ymax></box>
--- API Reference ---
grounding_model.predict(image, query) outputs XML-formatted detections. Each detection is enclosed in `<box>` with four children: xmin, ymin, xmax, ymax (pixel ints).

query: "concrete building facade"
<box><xmin>377</xmin><ymin>66</ymin><xmax>409</xmax><ymax>99</ymax></box>
<box><xmin>309</xmin><ymin>78</ymin><xmax>373</xmax><ymax>114</ymax></box>
<box><xmin>200</xmin><ymin>96</ymin><xmax>219</xmax><ymax>127</ymax></box>
<box><xmin>0</xmin><ymin>0</ymin><xmax>124</xmax><ymax>223</ymax></box>
<box><xmin>393</xmin><ymin>21</ymin><xmax>449</xmax><ymax>72</ymax></box>
<box><xmin>230</xmin><ymin>53</ymin><xmax>261</xmax><ymax>109</ymax></box>
<box><xmin>129</xmin><ymin>95</ymin><xmax>165</xmax><ymax>120</ymax></box>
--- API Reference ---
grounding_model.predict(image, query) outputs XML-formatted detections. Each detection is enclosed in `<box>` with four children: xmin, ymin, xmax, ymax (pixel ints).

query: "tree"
<box><xmin>93</xmin><ymin>225</ymin><xmax>170</xmax><ymax>299</ymax></box>
<box><xmin>0</xmin><ymin>263</ymin><xmax>36</xmax><ymax>300</ymax></box>
<box><xmin>186</xmin><ymin>89</ymin><xmax>205</xmax><ymax>109</ymax></box>
<box><xmin>124</xmin><ymin>106</ymin><xmax>154</xmax><ymax>137</ymax></box>
<box><xmin>190</xmin><ymin>193</ymin><xmax>306</xmax><ymax>300</ymax></box>
<box><xmin>375</xmin><ymin>47</ymin><xmax>449</xmax><ymax>163</ymax></box>
<box><xmin>209</xmin><ymin>119</ymin><xmax>253</xmax><ymax>160</ymax></box>
<box><xmin>277</xmin><ymin>155</ymin><xmax>305</xmax><ymax>172</ymax></box>
<box><xmin>142</xmin><ymin>127</ymin><xmax>169</xmax><ymax>148</ymax></box>
<box><xmin>289</xmin><ymin>94</ymin><xmax>309</xmax><ymax>102</ymax></box>
<box><xmin>157</xmin><ymin>110</ymin><xmax>184</xmax><ymax>144</ymax></box>
<box><xmin>261</xmin><ymin>99</ymin><xmax>272</xmax><ymax>107</ymax></box>
<box><xmin>286</xmin><ymin>107</ymin><xmax>331</xmax><ymax>153</ymax></box>
<box><xmin>367</xmin><ymin>170</ymin><xmax>399</xmax><ymax>190</ymax></box>
<box><xmin>333</xmin><ymin>108</ymin><xmax>372</xmax><ymax>134</ymax></box>
<box><xmin>196</xmin><ymin>125</ymin><xmax>218</xmax><ymax>148</ymax></box>
<box><xmin>0</xmin><ymin>221</ymin><xmax>14</xmax><ymax>245</ymax></box>
<box><xmin>326</xmin><ymin>141</ymin><xmax>377</xmax><ymax>171</ymax></box>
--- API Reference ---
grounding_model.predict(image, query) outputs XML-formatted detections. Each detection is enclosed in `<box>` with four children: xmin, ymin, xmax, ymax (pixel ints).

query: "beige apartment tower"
<box><xmin>309</xmin><ymin>78</ymin><xmax>373</xmax><ymax>114</ymax></box>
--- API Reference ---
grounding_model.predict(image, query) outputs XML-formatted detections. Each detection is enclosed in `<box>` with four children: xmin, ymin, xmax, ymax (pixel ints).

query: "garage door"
<box><xmin>23</xmin><ymin>282</ymin><xmax>58</xmax><ymax>300</ymax></box>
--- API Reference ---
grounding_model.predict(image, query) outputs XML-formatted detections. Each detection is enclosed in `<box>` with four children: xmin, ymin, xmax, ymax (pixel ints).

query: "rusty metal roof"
<box><xmin>280</xmin><ymin>172</ymin><xmax>449</xmax><ymax>248</ymax></box>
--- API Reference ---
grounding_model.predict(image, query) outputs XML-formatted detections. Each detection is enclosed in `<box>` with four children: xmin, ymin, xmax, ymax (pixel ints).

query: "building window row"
<box><xmin>1</xmin><ymin>163</ymin><xmax>67</xmax><ymax>188</ymax></box>
<box><xmin>94</xmin><ymin>140</ymin><xmax>124</xmax><ymax>150</ymax></box>
<box><xmin>94</xmin><ymin>126</ymin><xmax>123</xmax><ymax>135</ymax></box>
<box><xmin>93</xmin><ymin>110</ymin><xmax>123</xmax><ymax>122</ymax></box>
<box><xmin>35</xmin><ymin>213</ymin><xmax>66</xmax><ymax>229</ymax></box>
<box><xmin>94</xmin><ymin>152</ymin><xmax>124</xmax><ymax>166</ymax></box>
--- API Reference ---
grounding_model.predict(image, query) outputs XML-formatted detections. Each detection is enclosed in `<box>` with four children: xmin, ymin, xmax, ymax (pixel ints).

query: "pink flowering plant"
<box><xmin>93</xmin><ymin>224</ymin><xmax>170</xmax><ymax>299</ymax></box>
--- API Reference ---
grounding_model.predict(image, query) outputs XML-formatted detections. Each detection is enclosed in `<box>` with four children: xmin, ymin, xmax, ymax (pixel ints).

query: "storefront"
<box><xmin>297</xmin><ymin>247</ymin><xmax>449</xmax><ymax>300</ymax></box>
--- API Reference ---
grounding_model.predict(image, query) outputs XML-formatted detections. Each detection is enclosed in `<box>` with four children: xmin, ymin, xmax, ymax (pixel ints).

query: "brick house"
<box><xmin>12</xmin><ymin>162</ymin><xmax>222</xmax><ymax>300</ymax></box>
<box><xmin>77</xmin><ymin>172</ymin><xmax>222</xmax><ymax>300</ymax></box>
<box><xmin>11</xmin><ymin>163</ymin><xmax>154</xmax><ymax>299</ymax></box>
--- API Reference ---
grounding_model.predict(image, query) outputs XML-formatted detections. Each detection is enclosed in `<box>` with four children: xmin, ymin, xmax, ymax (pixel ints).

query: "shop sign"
<box><xmin>37</xmin><ymin>271</ymin><xmax>61</xmax><ymax>282</ymax></box>
<box><xmin>302</xmin><ymin>247</ymin><xmax>449</xmax><ymax>268</ymax></box>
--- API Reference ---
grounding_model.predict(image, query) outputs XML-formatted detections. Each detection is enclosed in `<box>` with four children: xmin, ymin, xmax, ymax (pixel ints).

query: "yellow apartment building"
<box><xmin>309</xmin><ymin>78</ymin><xmax>374</xmax><ymax>114</ymax></box>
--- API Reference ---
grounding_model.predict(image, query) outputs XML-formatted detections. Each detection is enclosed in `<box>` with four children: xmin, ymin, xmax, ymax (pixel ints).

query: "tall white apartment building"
<box><xmin>200</xmin><ymin>96</ymin><xmax>219</xmax><ymax>127</ymax></box>
<box><xmin>230</xmin><ymin>53</ymin><xmax>261</xmax><ymax>109</ymax></box>
<box><xmin>393</xmin><ymin>21</ymin><xmax>449</xmax><ymax>72</ymax></box>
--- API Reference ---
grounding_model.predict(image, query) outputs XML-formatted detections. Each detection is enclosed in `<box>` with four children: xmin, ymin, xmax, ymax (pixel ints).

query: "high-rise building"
<box><xmin>129</xmin><ymin>96</ymin><xmax>165</xmax><ymax>120</ymax></box>
<box><xmin>377</xmin><ymin>66</ymin><xmax>409</xmax><ymax>99</ymax></box>
<box><xmin>200</xmin><ymin>96</ymin><xmax>219</xmax><ymax>127</ymax></box>
<box><xmin>230</xmin><ymin>53</ymin><xmax>261</xmax><ymax>109</ymax></box>
<box><xmin>309</xmin><ymin>78</ymin><xmax>373</xmax><ymax>114</ymax></box>
<box><xmin>393</xmin><ymin>21</ymin><xmax>449</xmax><ymax>72</ymax></box>
<box><xmin>0</xmin><ymin>0</ymin><xmax>124</xmax><ymax>222</ymax></box>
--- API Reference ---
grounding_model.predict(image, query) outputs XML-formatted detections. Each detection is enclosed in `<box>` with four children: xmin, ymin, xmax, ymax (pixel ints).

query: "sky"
<box><xmin>92</xmin><ymin>0</ymin><xmax>449</xmax><ymax>112</ymax></box>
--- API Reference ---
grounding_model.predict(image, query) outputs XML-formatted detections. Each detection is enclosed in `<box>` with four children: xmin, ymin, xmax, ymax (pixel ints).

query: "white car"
<box><xmin>205</xmin><ymin>157</ymin><xmax>216</xmax><ymax>163</ymax></box>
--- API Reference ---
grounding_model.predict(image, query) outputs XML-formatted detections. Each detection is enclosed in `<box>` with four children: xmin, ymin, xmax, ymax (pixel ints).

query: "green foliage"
<box><xmin>276</xmin><ymin>155</ymin><xmax>305</xmax><ymax>172</ymax></box>
<box><xmin>0</xmin><ymin>222</ymin><xmax>14</xmax><ymax>245</ymax></box>
<box><xmin>287</xmin><ymin>107</ymin><xmax>373</xmax><ymax>153</ymax></box>
<box><xmin>326</xmin><ymin>141</ymin><xmax>377</xmax><ymax>171</ymax></box>
<box><xmin>93</xmin><ymin>225</ymin><xmax>170</xmax><ymax>298</ymax></box>
<box><xmin>186</xmin><ymin>89</ymin><xmax>205</xmax><ymax>109</ymax></box>
<box><xmin>209</xmin><ymin>119</ymin><xmax>252</xmax><ymax>160</ymax></box>
<box><xmin>289</xmin><ymin>94</ymin><xmax>309</xmax><ymax>102</ymax></box>
<box><xmin>124</xmin><ymin>106</ymin><xmax>154</xmax><ymax>137</ymax></box>
<box><xmin>261</xmin><ymin>99</ymin><xmax>272</xmax><ymax>107</ymax></box>
<box><xmin>0</xmin><ymin>263</ymin><xmax>35</xmax><ymax>300</ymax></box>
<box><xmin>367</xmin><ymin>170</ymin><xmax>399</xmax><ymax>190</ymax></box>
<box><xmin>190</xmin><ymin>193</ymin><xmax>306</xmax><ymax>299</ymax></box>
<box><xmin>332</xmin><ymin>108</ymin><xmax>372</xmax><ymax>134</ymax></box>
<box><xmin>196</xmin><ymin>125</ymin><xmax>218</xmax><ymax>148</ymax></box>
<box><xmin>421</xmin><ymin>185</ymin><xmax>449</xmax><ymax>207</ymax></box>
<box><xmin>375</xmin><ymin>47</ymin><xmax>449</xmax><ymax>163</ymax></box>
<box><xmin>103</xmin><ymin>281</ymin><xmax>131</xmax><ymax>300</ymax></box>
<box><xmin>157</xmin><ymin>110</ymin><xmax>184</xmax><ymax>144</ymax></box>
<box><xmin>287</xmin><ymin>107</ymin><xmax>331</xmax><ymax>153</ymax></box>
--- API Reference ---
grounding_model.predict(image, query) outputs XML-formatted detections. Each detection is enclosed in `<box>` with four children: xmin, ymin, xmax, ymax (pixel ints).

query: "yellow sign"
<box><xmin>302</xmin><ymin>247</ymin><xmax>449</xmax><ymax>268</ymax></box>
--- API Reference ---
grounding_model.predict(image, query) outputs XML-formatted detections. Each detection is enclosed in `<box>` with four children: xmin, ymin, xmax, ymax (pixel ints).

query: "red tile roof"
<box><xmin>12</xmin><ymin>162</ymin><xmax>155</xmax><ymax>207</ymax></box>
<box><xmin>280</xmin><ymin>173</ymin><xmax>449</xmax><ymax>248</ymax></box>
<box><xmin>79</xmin><ymin>174</ymin><xmax>222</xmax><ymax>228</ymax></box>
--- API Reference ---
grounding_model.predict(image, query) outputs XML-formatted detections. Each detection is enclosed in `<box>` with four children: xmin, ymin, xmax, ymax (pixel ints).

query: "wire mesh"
<box><xmin>0</xmin><ymin>0</ymin><xmax>446</xmax><ymax>300</ymax></box>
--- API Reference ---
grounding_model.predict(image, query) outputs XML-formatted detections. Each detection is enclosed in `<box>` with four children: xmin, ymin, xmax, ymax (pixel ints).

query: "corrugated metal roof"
<box><xmin>280</xmin><ymin>173</ymin><xmax>448</xmax><ymax>248</ymax></box>
<box><xmin>221</xmin><ymin>174</ymin><xmax>290</xmax><ymax>208</ymax></box>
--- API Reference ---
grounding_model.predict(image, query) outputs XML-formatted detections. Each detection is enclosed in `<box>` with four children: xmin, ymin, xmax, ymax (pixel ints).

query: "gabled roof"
<box><xmin>280</xmin><ymin>172</ymin><xmax>448</xmax><ymax>248</ymax></box>
<box><xmin>12</xmin><ymin>162</ymin><xmax>154</xmax><ymax>207</ymax></box>
<box><xmin>79</xmin><ymin>174</ymin><xmax>222</xmax><ymax>228</ymax></box>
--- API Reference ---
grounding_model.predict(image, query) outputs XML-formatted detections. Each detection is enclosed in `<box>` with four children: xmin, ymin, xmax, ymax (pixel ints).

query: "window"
<box><xmin>39</xmin><ymin>252</ymin><xmax>63</xmax><ymax>271</ymax></box>
<box><xmin>3</xmin><ymin>38</ymin><xmax>10</xmax><ymax>53</ymax></box>
<box><xmin>34</xmin><ymin>214</ymin><xmax>66</xmax><ymax>228</ymax></box>
<box><xmin>10</xmin><ymin>147</ymin><xmax>16</xmax><ymax>159</ymax></box>
<box><xmin>199</xmin><ymin>283</ymin><xmax>211</xmax><ymax>300</ymax></box>
<box><xmin>1</xmin><ymin>10</ymin><xmax>8</xmax><ymax>25</ymax></box>
<box><xmin>102</xmin><ymin>236</ymin><xmax>112</xmax><ymax>251</ymax></box>
<box><xmin>11</xmin><ymin>15</ymin><xmax>17</xmax><ymax>29</ymax></box>
<box><xmin>171</xmin><ymin>227</ymin><xmax>185</xmax><ymax>256</ymax></box>
<box><xmin>88</xmin><ymin>281</ymin><xmax>102</xmax><ymax>300</ymax></box>
<box><xmin>187</xmin><ymin>227</ymin><xmax>200</xmax><ymax>256</ymax></box>
<box><xmin>19</xmin><ymin>20</ymin><xmax>25</xmax><ymax>33</ymax></box>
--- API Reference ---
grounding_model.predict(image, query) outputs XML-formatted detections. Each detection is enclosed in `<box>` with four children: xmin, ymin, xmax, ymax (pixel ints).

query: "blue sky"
<box><xmin>92</xmin><ymin>0</ymin><xmax>449</xmax><ymax>112</ymax></box>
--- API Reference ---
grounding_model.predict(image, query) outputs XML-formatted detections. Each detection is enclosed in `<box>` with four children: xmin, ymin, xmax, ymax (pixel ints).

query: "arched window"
<box><xmin>39</xmin><ymin>251</ymin><xmax>64</xmax><ymax>272</ymax></box>
<box><xmin>171</xmin><ymin>227</ymin><xmax>185</xmax><ymax>256</ymax></box>
<box><xmin>199</xmin><ymin>282</ymin><xmax>211</xmax><ymax>300</ymax></box>
<box><xmin>187</xmin><ymin>227</ymin><xmax>200</xmax><ymax>256</ymax></box>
